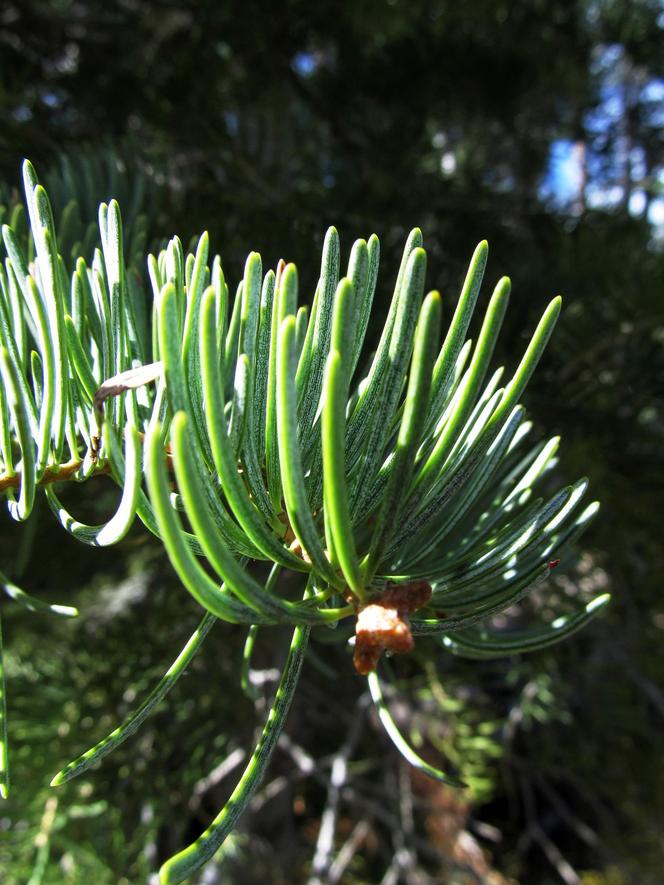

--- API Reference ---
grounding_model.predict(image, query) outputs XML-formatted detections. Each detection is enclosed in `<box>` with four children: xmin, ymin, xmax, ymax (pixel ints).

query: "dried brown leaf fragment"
<box><xmin>353</xmin><ymin>581</ymin><xmax>432</xmax><ymax>675</ymax></box>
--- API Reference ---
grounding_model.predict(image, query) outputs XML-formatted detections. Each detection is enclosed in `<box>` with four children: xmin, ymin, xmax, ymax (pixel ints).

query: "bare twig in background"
<box><xmin>308</xmin><ymin>694</ymin><xmax>369</xmax><ymax>885</ymax></box>
<box><xmin>249</xmin><ymin>775</ymin><xmax>289</xmax><ymax>814</ymax></box>
<box><xmin>383</xmin><ymin>761</ymin><xmax>421</xmax><ymax>884</ymax></box>
<box><xmin>278</xmin><ymin>732</ymin><xmax>316</xmax><ymax>775</ymax></box>
<box><xmin>534</xmin><ymin>776</ymin><xmax>601</xmax><ymax>850</ymax></box>
<box><xmin>327</xmin><ymin>819</ymin><xmax>371</xmax><ymax>885</ymax></box>
<box><xmin>188</xmin><ymin>748</ymin><xmax>246</xmax><ymax>812</ymax></box>
<box><xmin>535</xmin><ymin>828</ymin><xmax>581</xmax><ymax>885</ymax></box>
<box><xmin>517</xmin><ymin>773</ymin><xmax>581</xmax><ymax>885</ymax></box>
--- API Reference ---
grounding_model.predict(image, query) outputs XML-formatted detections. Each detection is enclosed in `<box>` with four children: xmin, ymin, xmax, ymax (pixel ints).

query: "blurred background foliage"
<box><xmin>0</xmin><ymin>0</ymin><xmax>662</xmax><ymax>882</ymax></box>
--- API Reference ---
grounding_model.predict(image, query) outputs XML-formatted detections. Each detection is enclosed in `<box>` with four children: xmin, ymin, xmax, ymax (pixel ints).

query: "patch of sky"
<box><xmin>13</xmin><ymin>105</ymin><xmax>32</xmax><ymax>122</ymax></box>
<box><xmin>541</xmin><ymin>40</ymin><xmax>664</xmax><ymax>230</ymax></box>
<box><xmin>292</xmin><ymin>51</ymin><xmax>317</xmax><ymax>77</ymax></box>
<box><xmin>540</xmin><ymin>140</ymin><xmax>583</xmax><ymax>206</ymax></box>
<box><xmin>642</xmin><ymin>78</ymin><xmax>664</xmax><ymax>126</ymax></box>
<box><xmin>42</xmin><ymin>91</ymin><xmax>60</xmax><ymax>108</ymax></box>
<box><xmin>224</xmin><ymin>111</ymin><xmax>239</xmax><ymax>136</ymax></box>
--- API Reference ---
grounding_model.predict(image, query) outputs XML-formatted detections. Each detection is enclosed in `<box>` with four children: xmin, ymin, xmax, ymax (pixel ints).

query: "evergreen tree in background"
<box><xmin>0</xmin><ymin>1</ymin><xmax>662</xmax><ymax>881</ymax></box>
